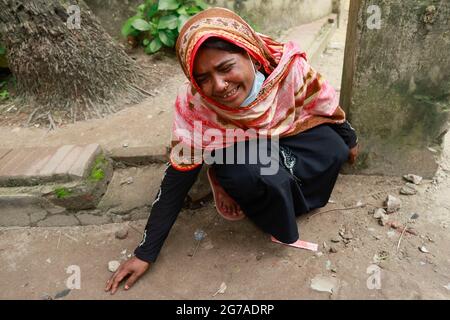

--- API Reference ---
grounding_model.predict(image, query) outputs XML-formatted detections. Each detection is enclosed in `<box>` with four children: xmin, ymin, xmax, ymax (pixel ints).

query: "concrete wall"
<box><xmin>85</xmin><ymin>0</ymin><xmax>334</xmax><ymax>38</ymax></box>
<box><xmin>206</xmin><ymin>0</ymin><xmax>333</xmax><ymax>36</ymax></box>
<box><xmin>340</xmin><ymin>0</ymin><xmax>450</xmax><ymax>178</ymax></box>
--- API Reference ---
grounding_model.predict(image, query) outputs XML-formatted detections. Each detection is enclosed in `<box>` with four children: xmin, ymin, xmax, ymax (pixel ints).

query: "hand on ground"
<box><xmin>105</xmin><ymin>256</ymin><xmax>150</xmax><ymax>295</ymax></box>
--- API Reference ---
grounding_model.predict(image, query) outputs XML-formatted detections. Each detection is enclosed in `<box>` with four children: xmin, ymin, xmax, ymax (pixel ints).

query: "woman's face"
<box><xmin>193</xmin><ymin>47</ymin><xmax>255</xmax><ymax>108</ymax></box>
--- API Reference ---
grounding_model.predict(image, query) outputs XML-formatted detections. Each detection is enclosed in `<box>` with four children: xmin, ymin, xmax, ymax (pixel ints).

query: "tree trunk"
<box><xmin>0</xmin><ymin>0</ymin><xmax>146</xmax><ymax>125</ymax></box>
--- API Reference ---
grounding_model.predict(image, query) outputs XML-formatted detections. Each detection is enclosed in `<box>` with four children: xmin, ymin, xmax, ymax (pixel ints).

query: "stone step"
<box><xmin>0</xmin><ymin>144</ymin><xmax>102</xmax><ymax>187</ymax></box>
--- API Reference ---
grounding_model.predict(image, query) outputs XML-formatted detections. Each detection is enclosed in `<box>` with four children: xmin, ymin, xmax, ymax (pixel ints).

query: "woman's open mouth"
<box><xmin>219</xmin><ymin>85</ymin><xmax>240</xmax><ymax>102</ymax></box>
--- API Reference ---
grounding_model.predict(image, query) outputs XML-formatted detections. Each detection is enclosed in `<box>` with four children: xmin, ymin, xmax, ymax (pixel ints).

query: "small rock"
<box><xmin>385</xmin><ymin>195</ymin><xmax>401</xmax><ymax>213</ymax></box>
<box><xmin>373</xmin><ymin>208</ymin><xmax>386</xmax><ymax>219</ymax></box>
<box><xmin>379</xmin><ymin>213</ymin><xmax>390</xmax><ymax>226</ymax></box>
<box><xmin>256</xmin><ymin>253</ymin><xmax>264</xmax><ymax>261</ymax></box>
<box><xmin>315</xmin><ymin>252</ymin><xmax>323</xmax><ymax>257</ymax></box>
<box><xmin>331</xmin><ymin>268</ymin><xmax>337</xmax><ymax>273</ymax></box>
<box><xmin>115</xmin><ymin>228</ymin><xmax>129</xmax><ymax>240</ymax></box>
<box><xmin>323</xmin><ymin>242</ymin><xmax>328</xmax><ymax>249</ymax></box>
<box><xmin>427</xmin><ymin>147</ymin><xmax>437</xmax><ymax>153</ymax></box>
<box><xmin>325</xmin><ymin>260</ymin><xmax>332</xmax><ymax>270</ymax></box>
<box><xmin>108</xmin><ymin>260</ymin><xmax>121</xmax><ymax>272</ymax></box>
<box><xmin>330</xmin><ymin>237</ymin><xmax>340</xmax><ymax>243</ymax></box>
<box><xmin>329</xmin><ymin>247</ymin><xmax>338</xmax><ymax>254</ymax></box>
<box><xmin>410</xmin><ymin>213</ymin><xmax>420</xmax><ymax>220</ymax></box>
<box><xmin>403</xmin><ymin>174</ymin><xmax>423</xmax><ymax>185</ymax></box>
<box><xmin>120</xmin><ymin>177</ymin><xmax>134</xmax><ymax>185</ymax></box>
<box><xmin>419</xmin><ymin>246</ymin><xmax>429</xmax><ymax>253</ymax></box>
<box><xmin>419</xmin><ymin>261</ymin><xmax>426</xmax><ymax>266</ymax></box>
<box><xmin>400</xmin><ymin>184</ymin><xmax>417</xmax><ymax>195</ymax></box>
<box><xmin>389</xmin><ymin>221</ymin><xmax>403</xmax><ymax>229</ymax></box>
<box><xmin>41</xmin><ymin>294</ymin><xmax>53</xmax><ymax>300</ymax></box>
<box><xmin>54</xmin><ymin>289</ymin><xmax>71</xmax><ymax>299</ymax></box>
<box><xmin>46</xmin><ymin>258</ymin><xmax>51</xmax><ymax>264</ymax></box>
<box><xmin>444</xmin><ymin>283</ymin><xmax>450</xmax><ymax>291</ymax></box>
<box><xmin>122</xmin><ymin>143</ymin><xmax>129</xmax><ymax>148</ymax></box>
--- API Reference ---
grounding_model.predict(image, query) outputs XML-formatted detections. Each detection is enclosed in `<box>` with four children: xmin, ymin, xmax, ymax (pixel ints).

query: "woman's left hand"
<box><xmin>348</xmin><ymin>144</ymin><xmax>359</xmax><ymax>165</ymax></box>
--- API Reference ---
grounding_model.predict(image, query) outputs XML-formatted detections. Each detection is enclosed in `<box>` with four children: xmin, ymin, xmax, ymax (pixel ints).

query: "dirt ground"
<box><xmin>1</xmin><ymin>3</ymin><xmax>449</xmax><ymax>300</ymax></box>
<box><xmin>0</xmin><ymin>139</ymin><xmax>449</xmax><ymax>299</ymax></box>
<box><xmin>0</xmin><ymin>47</ymin><xmax>180</xmax><ymax>128</ymax></box>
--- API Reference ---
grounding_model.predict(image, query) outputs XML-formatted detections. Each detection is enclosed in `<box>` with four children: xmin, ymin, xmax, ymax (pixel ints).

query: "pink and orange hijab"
<box><xmin>171</xmin><ymin>7</ymin><xmax>345</xmax><ymax>171</ymax></box>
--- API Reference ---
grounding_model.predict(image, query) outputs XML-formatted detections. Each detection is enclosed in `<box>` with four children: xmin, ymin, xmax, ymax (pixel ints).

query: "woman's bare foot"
<box><xmin>208</xmin><ymin>168</ymin><xmax>244</xmax><ymax>220</ymax></box>
<box><xmin>216</xmin><ymin>187</ymin><xmax>243</xmax><ymax>218</ymax></box>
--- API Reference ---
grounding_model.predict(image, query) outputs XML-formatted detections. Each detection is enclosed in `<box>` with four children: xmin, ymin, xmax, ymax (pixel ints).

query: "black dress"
<box><xmin>134</xmin><ymin>122</ymin><xmax>357</xmax><ymax>263</ymax></box>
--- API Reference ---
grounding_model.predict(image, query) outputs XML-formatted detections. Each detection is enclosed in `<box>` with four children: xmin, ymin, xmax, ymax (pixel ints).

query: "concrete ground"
<box><xmin>1</xmin><ymin>2</ymin><xmax>449</xmax><ymax>299</ymax></box>
<box><xmin>1</xmin><ymin>155</ymin><xmax>449</xmax><ymax>299</ymax></box>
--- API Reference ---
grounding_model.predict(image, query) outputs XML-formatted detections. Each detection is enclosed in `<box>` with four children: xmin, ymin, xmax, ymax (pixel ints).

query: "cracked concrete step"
<box><xmin>0</xmin><ymin>144</ymin><xmax>102</xmax><ymax>187</ymax></box>
<box><xmin>108</xmin><ymin>144</ymin><xmax>169</xmax><ymax>166</ymax></box>
<box><xmin>97</xmin><ymin>163</ymin><xmax>212</xmax><ymax>215</ymax></box>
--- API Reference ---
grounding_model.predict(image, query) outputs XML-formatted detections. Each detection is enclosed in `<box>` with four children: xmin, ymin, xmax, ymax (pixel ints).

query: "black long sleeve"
<box><xmin>329</xmin><ymin>121</ymin><xmax>358</xmax><ymax>148</ymax></box>
<box><xmin>134</xmin><ymin>163</ymin><xmax>203</xmax><ymax>263</ymax></box>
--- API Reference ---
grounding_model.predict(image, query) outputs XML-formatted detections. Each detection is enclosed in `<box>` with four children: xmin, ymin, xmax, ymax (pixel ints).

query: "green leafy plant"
<box><xmin>54</xmin><ymin>187</ymin><xmax>72</xmax><ymax>199</ymax></box>
<box><xmin>122</xmin><ymin>0</ymin><xmax>209</xmax><ymax>54</ymax></box>
<box><xmin>0</xmin><ymin>81</ymin><xmax>8</xmax><ymax>101</ymax></box>
<box><xmin>0</xmin><ymin>89</ymin><xmax>9</xmax><ymax>101</ymax></box>
<box><xmin>89</xmin><ymin>155</ymin><xmax>107</xmax><ymax>182</ymax></box>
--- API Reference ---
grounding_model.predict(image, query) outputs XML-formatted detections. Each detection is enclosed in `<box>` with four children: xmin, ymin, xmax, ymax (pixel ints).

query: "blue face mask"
<box><xmin>240</xmin><ymin>58</ymin><xmax>265</xmax><ymax>107</ymax></box>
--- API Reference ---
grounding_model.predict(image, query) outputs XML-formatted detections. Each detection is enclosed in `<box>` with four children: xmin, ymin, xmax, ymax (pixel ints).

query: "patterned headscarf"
<box><xmin>171</xmin><ymin>7</ymin><xmax>345</xmax><ymax>170</ymax></box>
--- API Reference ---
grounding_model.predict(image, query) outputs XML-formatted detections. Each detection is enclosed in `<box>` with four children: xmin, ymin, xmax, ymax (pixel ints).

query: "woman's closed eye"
<box><xmin>195</xmin><ymin>63</ymin><xmax>235</xmax><ymax>86</ymax></box>
<box><xmin>218</xmin><ymin>64</ymin><xmax>235</xmax><ymax>74</ymax></box>
<box><xmin>196</xmin><ymin>76</ymin><xmax>208</xmax><ymax>84</ymax></box>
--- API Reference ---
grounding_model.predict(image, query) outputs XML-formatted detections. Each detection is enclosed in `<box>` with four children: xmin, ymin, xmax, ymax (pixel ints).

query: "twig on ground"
<box><xmin>26</xmin><ymin>107</ymin><xmax>41</xmax><ymax>126</ymax></box>
<box><xmin>308</xmin><ymin>205</ymin><xmax>363</xmax><ymax>219</ymax></box>
<box><xmin>56</xmin><ymin>231</ymin><xmax>61</xmax><ymax>249</ymax></box>
<box><xmin>131</xmin><ymin>84</ymin><xmax>156</xmax><ymax>97</ymax></box>
<box><xmin>396</xmin><ymin>225</ymin><xmax>408</xmax><ymax>252</ymax></box>
<box><xmin>48</xmin><ymin>112</ymin><xmax>57</xmax><ymax>130</ymax></box>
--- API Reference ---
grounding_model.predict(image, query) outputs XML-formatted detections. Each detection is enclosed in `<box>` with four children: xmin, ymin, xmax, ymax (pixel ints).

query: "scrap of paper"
<box><xmin>271</xmin><ymin>236</ymin><xmax>318</xmax><ymax>252</ymax></box>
